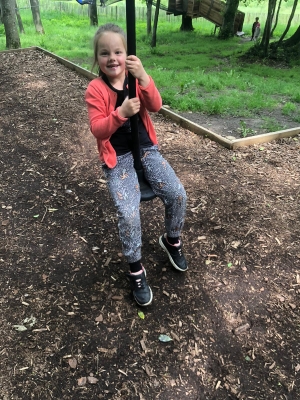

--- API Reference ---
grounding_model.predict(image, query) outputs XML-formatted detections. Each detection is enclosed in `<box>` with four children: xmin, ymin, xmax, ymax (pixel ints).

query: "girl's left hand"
<box><xmin>126</xmin><ymin>55</ymin><xmax>150</xmax><ymax>87</ymax></box>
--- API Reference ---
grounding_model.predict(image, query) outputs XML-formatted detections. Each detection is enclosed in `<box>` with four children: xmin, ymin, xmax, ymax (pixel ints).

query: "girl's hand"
<box><xmin>126</xmin><ymin>55</ymin><xmax>150</xmax><ymax>87</ymax></box>
<box><xmin>119</xmin><ymin>96</ymin><xmax>140</xmax><ymax>118</ymax></box>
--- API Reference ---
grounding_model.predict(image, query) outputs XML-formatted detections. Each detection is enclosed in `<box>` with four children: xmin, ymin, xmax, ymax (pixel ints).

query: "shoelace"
<box><xmin>133</xmin><ymin>278</ymin><xmax>145</xmax><ymax>289</ymax></box>
<box><xmin>136</xmin><ymin>278</ymin><xmax>142</xmax><ymax>288</ymax></box>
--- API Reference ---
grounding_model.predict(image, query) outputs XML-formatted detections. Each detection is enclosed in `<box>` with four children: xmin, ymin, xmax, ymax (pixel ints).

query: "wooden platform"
<box><xmin>167</xmin><ymin>0</ymin><xmax>245</xmax><ymax>32</ymax></box>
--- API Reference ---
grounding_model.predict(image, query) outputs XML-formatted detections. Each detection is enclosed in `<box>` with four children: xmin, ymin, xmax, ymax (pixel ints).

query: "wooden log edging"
<box><xmin>159</xmin><ymin>107</ymin><xmax>300</xmax><ymax>149</ymax></box>
<box><xmin>1</xmin><ymin>46</ymin><xmax>299</xmax><ymax>149</ymax></box>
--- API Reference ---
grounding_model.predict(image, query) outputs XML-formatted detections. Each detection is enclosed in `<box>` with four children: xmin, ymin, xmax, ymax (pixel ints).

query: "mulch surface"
<box><xmin>0</xmin><ymin>49</ymin><xmax>300</xmax><ymax>400</ymax></box>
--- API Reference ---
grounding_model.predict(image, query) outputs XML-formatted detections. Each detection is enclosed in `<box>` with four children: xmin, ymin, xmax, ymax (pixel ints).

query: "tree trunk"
<box><xmin>218</xmin><ymin>0</ymin><xmax>239</xmax><ymax>39</ymax></box>
<box><xmin>151</xmin><ymin>0</ymin><xmax>160</xmax><ymax>47</ymax></box>
<box><xmin>270</xmin><ymin>0</ymin><xmax>282</xmax><ymax>37</ymax></box>
<box><xmin>1</xmin><ymin>0</ymin><xmax>21</xmax><ymax>48</ymax></box>
<box><xmin>260</xmin><ymin>0</ymin><xmax>276</xmax><ymax>56</ymax></box>
<box><xmin>29</xmin><ymin>0</ymin><xmax>44</xmax><ymax>34</ymax></box>
<box><xmin>15</xmin><ymin>1</ymin><xmax>25</xmax><ymax>34</ymax></box>
<box><xmin>180</xmin><ymin>15</ymin><xmax>193</xmax><ymax>31</ymax></box>
<box><xmin>146</xmin><ymin>1</ymin><xmax>151</xmax><ymax>36</ymax></box>
<box><xmin>89</xmin><ymin>1</ymin><xmax>98</xmax><ymax>26</ymax></box>
<box><xmin>281</xmin><ymin>24</ymin><xmax>300</xmax><ymax>47</ymax></box>
<box><xmin>275</xmin><ymin>0</ymin><xmax>298</xmax><ymax>47</ymax></box>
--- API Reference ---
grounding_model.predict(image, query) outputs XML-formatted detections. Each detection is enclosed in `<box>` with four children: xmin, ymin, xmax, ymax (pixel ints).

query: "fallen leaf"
<box><xmin>87</xmin><ymin>376</ymin><xmax>98</xmax><ymax>384</ymax></box>
<box><xmin>138</xmin><ymin>311</ymin><xmax>145</xmax><ymax>320</ymax></box>
<box><xmin>68</xmin><ymin>358</ymin><xmax>77</xmax><ymax>369</ymax></box>
<box><xmin>77</xmin><ymin>377</ymin><xmax>87</xmax><ymax>386</ymax></box>
<box><xmin>95</xmin><ymin>314</ymin><xmax>103</xmax><ymax>322</ymax></box>
<box><xmin>13</xmin><ymin>325</ymin><xmax>27</xmax><ymax>332</ymax></box>
<box><xmin>159</xmin><ymin>334</ymin><xmax>173</xmax><ymax>342</ymax></box>
<box><xmin>231</xmin><ymin>241</ymin><xmax>240</xmax><ymax>249</ymax></box>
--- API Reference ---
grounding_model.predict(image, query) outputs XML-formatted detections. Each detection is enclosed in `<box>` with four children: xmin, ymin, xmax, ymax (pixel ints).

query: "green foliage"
<box><xmin>261</xmin><ymin>117</ymin><xmax>286</xmax><ymax>133</ymax></box>
<box><xmin>238</xmin><ymin>120</ymin><xmax>254</xmax><ymax>138</ymax></box>
<box><xmin>1</xmin><ymin>7</ymin><xmax>299</xmax><ymax>120</ymax></box>
<box><xmin>282</xmin><ymin>102</ymin><xmax>296</xmax><ymax>116</ymax></box>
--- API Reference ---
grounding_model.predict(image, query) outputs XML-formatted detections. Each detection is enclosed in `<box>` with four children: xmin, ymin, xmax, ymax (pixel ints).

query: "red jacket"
<box><xmin>85</xmin><ymin>75</ymin><xmax>162</xmax><ymax>168</ymax></box>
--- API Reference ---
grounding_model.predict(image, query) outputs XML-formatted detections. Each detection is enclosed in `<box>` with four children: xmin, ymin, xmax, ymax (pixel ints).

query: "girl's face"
<box><xmin>97</xmin><ymin>32</ymin><xmax>127</xmax><ymax>83</ymax></box>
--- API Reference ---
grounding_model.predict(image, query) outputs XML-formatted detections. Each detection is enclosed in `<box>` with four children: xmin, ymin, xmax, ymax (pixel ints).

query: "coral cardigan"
<box><xmin>85</xmin><ymin>75</ymin><xmax>162</xmax><ymax>168</ymax></box>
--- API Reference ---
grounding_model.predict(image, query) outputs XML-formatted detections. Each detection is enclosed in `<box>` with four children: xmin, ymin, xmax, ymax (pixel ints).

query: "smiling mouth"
<box><xmin>108</xmin><ymin>64</ymin><xmax>119</xmax><ymax>69</ymax></box>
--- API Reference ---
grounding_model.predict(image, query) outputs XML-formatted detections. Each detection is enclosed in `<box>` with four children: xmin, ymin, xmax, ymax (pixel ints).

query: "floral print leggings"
<box><xmin>102</xmin><ymin>146</ymin><xmax>187</xmax><ymax>263</ymax></box>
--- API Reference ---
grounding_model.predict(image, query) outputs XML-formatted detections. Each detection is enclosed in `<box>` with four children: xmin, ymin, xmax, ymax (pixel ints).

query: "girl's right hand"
<box><xmin>119</xmin><ymin>96</ymin><xmax>140</xmax><ymax>118</ymax></box>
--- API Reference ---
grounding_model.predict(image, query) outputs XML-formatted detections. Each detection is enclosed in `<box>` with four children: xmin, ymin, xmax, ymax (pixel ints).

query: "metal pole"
<box><xmin>125</xmin><ymin>0</ymin><xmax>156</xmax><ymax>201</ymax></box>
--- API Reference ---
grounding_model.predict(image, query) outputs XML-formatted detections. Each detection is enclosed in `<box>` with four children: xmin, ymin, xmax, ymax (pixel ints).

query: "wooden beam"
<box><xmin>231</xmin><ymin>127</ymin><xmax>300</xmax><ymax>149</ymax></box>
<box><xmin>159</xmin><ymin>107</ymin><xmax>233</xmax><ymax>149</ymax></box>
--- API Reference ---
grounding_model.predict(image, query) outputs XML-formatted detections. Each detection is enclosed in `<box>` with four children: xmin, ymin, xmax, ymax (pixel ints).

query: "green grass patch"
<box><xmin>1</xmin><ymin>7</ymin><xmax>299</xmax><ymax>120</ymax></box>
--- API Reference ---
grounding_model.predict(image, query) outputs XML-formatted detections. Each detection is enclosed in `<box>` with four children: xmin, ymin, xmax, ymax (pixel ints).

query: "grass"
<box><xmin>0</xmin><ymin>5</ymin><xmax>299</xmax><ymax>121</ymax></box>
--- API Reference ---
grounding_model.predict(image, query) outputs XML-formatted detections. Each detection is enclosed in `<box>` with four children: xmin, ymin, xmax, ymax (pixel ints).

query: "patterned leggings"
<box><xmin>102</xmin><ymin>146</ymin><xmax>187</xmax><ymax>263</ymax></box>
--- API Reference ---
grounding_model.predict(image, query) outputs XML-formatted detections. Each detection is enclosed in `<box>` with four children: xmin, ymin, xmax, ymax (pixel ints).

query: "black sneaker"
<box><xmin>127</xmin><ymin>268</ymin><xmax>153</xmax><ymax>306</ymax></box>
<box><xmin>159</xmin><ymin>234</ymin><xmax>188</xmax><ymax>272</ymax></box>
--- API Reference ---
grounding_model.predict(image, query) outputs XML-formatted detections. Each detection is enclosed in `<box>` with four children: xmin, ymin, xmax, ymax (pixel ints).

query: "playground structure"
<box><xmin>100</xmin><ymin>0</ymin><xmax>245</xmax><ymax>33</ymax></box>
<box><xmin>164</xmin><ymin>0</ymin><xmax>245</xmax><ymax>33</ymax></box>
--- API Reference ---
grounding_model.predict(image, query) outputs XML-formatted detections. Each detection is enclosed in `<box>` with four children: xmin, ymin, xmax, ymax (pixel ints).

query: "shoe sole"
<box><xmin>134</xmin><ymin>286</ymin><xmax>153</xmax><ymax>307</ymax></box>
<box><xmin>159</xmin><ymin>236</ymin><xmax>188</xmax><ymax>272</ymax></box>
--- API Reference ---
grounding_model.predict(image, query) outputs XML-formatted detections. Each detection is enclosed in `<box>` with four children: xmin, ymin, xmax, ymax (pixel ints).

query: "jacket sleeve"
<box><xmin>137</xmin><ymin>76</ymin><xmax>162</xmax><ymax>112</ymax></box>
<box><xmin>85</xmin><ymin>80</ymin><xmax>128</xmax><ymax>140</ymax></box>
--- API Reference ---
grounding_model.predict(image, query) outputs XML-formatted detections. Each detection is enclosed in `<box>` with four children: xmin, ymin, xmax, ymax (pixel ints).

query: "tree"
<box><xmin>270</xmin><ymin>0</ymin><xmax>282</xmax><ymax>37</ymax></box>
<box><xmin>15</xmin><ymin>1</ymin><xmax>25</xmax><ymax>34</ymax></box>
<box><xmin>281</xmin><ymin>24</ymin><xmax>300</xmax><ymax>47</ymax></box>
<box><xmin>29</xmin><ymin>0</ymin><xmax>44</xmax><ymax>34</ymax></box>
<box><xmin>151</xmin><ymin>0</ymin><xmax>160</xmax><ymax>47</ymax></box>
<box><xmin>259</xmin><ymin>0</ymin><xmax>276</xmax><ymax>56</ymax></box>
<box><xmin>180</xmin><ymin>15</ymin><xmax>194</xmax><ymax>31</ymax></box>
<box><xmin>218</xmin><ymin>0</ymin><xmax>239</xmax><ymax>39</ymax></box>
<box><xmin>270</xmin><ymin>23</ymin><xmax>300</xmax><ymax>60</ymax></box>
<box><xmin>0</xmin><ymin>0</ymin><xmax>21</xmax><ymax>49</ymax></box>
<box><xmin>146</xmin><ymin>0</ymin><xmax>152</xmax><ymax>35</ymax></box>
<box><xmin>274</xmin><ymin>0</ymin><xmax>298</xmax><ymax>48</ymax></box>
<box><xmin>89</xmin><ymin>2</ymin><xmax>98</xmax><ymax>26</ymax></box>
<box><xmin>246</xmin><ymin>0</ymin><xmax>300</xmax><ymax>62</ymax></box>
<box><xmin>258</xmin><ymin>0</ymin><xmax>299</xmax><ymax>58</ymax></box>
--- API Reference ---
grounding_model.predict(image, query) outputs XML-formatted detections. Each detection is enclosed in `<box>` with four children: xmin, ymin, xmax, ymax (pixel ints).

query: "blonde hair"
<box><xmin>92</xmin><ymin>23</ymin><xmax>127</xmax><ymax>76</ymax></box>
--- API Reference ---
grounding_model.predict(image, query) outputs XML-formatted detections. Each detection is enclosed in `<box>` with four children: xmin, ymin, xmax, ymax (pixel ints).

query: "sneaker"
<box><xmin>159</xmin><ymin>234</ymin><xmax>188</xmax><ymax>272</ymax></box>
<box><xmin>127</xmin><ymin>267</ymin><xmax>153</xmax><ymax>306</ymax></box>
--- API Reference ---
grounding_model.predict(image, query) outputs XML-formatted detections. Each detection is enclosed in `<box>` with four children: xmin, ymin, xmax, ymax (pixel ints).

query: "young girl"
<box><xmin>85</xmin><ymin>23</ymin><xmax>187</xmax><ymax>307</ymax></box>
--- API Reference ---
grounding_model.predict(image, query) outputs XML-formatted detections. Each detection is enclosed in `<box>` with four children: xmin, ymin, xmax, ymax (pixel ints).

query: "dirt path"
<box><xmin>0</xmin><ymin>49</ymin><xmax>299</xmax><ymax>400</ymax></box>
